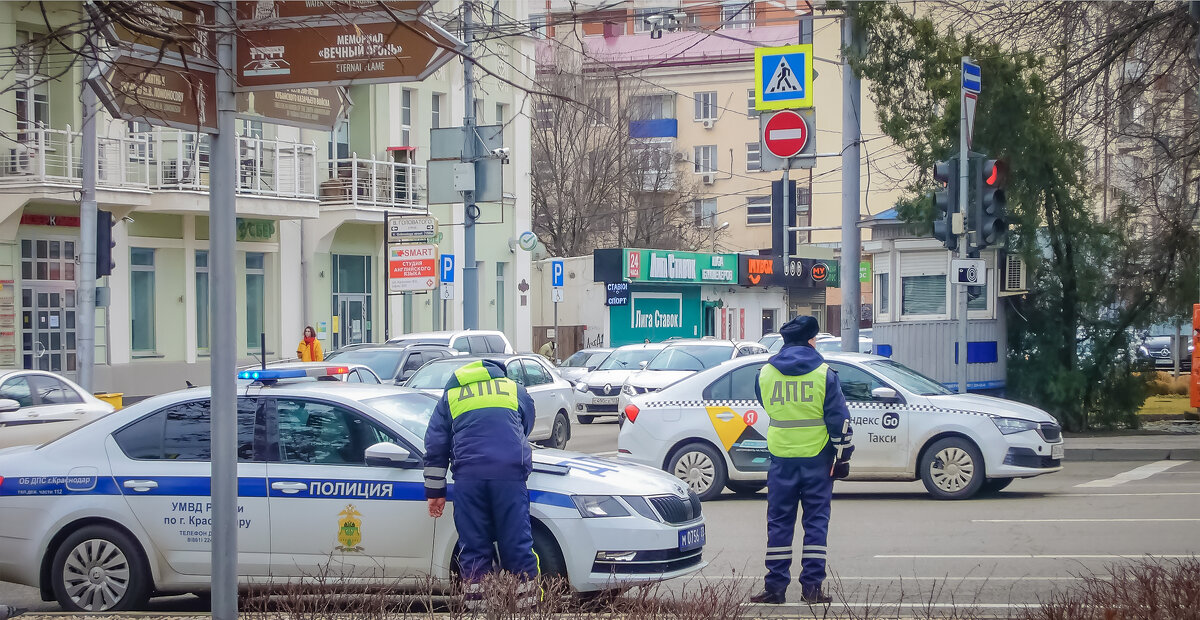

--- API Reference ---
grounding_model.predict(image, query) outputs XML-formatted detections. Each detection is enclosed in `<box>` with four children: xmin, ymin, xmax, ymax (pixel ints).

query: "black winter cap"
<box><xmin>779</xmin><ymin>315</ymin><xmax>820</xmax><ymax>345</ymax></box>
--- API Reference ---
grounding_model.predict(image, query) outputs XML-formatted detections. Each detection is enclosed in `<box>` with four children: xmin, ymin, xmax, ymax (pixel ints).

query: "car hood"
<box><xmin>579</xmin><ymin>369</ymin><xmax>640</xmax><ymax>386</ymax></box>
<box><xmin>626</xmin><ymin>369</ymin><xmax>696</xmax><ymax>389</ymax></box>
<box><xmin>557</xmin><ymin>367</ymin><xmax>590</xmax><ymax>382</ymax></box>
<box><xmin>530</xmin><ymin>448</ymin><xmax>692</xmax><ymax>497</ymax></box>
<box><xmin>924</xmin><ymin>394</ymin><xmax>1058</xmax><ymax>424</ymax></box>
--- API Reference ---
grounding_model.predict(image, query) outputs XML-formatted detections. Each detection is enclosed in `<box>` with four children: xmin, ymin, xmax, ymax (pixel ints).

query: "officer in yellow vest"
<box><xmin>751</xmin><ymin>316</ymin><xmax>853</xmax><ymax>605</ymax></box>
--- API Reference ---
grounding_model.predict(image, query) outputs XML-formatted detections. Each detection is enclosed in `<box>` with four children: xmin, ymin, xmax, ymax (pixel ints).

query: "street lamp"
<box><xmin>711</xmin><ymin>221</ymin><xmax>730</xmax><ymax>252</ymax></box>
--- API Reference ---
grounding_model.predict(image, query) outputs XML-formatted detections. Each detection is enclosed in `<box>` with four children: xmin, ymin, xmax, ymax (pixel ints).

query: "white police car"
<box><xmin>0</xmin><ymin>366</ymin><xmax>706</xmax><ymax>611</ymax></box>
<box><xmin>617</xmin><ymin>353</ymin><xmax>1063</xmax><ymax>501</ymax></box>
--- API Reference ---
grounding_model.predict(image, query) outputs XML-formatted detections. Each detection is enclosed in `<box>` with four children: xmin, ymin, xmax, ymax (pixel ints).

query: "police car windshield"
<box><xmin>647</xmin><ymin>345</ymin><xmax>732</xmax><ymax>371</ymax></box>
<box><xmin>362</xmin><ymin>394</ymin><xmax>438</xmax><ymax>449</ymax></box>
<box><xmin>405</xmin><ymin>359</ymin><xmax>475</xmax><ymax>390</ymax></box>
<box><xmin>597</xmin><ymin>348</ymin><xmax>658</xmax><ymax>370</ymax></box>
<box><xmin>864</xmin><ymin>359</ymin><xmax>954</xmax><ymax>396</ymax></box>
<box><xmin>324</xmin><ymin>349</ymin><xmax>403</xmax><ymax>379</ymax></box>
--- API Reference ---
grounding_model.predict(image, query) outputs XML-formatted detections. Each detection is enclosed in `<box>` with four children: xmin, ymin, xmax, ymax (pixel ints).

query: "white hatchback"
<box><xmin>617</xmin><ymin>353</ymin><xmax>1063</xmax><ymax>501</ymax></box>
<box><xmin>0</xmin><ymin>369</ymin><xmax>706</xmax><ymax>611</ymax></box>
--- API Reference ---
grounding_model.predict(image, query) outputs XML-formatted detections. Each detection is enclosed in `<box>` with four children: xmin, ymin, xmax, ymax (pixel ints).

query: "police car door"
<box><xmin>104</xmin><ymin>397</ymin><xmax>272</xmax><ymax>576</ymax></box>
<box><xmin>826</xmin><ymin>362</ymin><xmax>910</xmax><ymax>473</ymax></box>
<box><xmin>264</xmin><ymin>396</ymin><xmax>432</xmax><ymax>579</ymax></box>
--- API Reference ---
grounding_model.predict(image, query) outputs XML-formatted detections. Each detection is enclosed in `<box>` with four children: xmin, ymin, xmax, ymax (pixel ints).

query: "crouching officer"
<box><xmin>423</xmin><ymin>359</ymin><xmax>539</xmax><ymax>598</ymax></box>
<box><xmin>752</xmin><ymin>316</ymin><xmax>854</xmax><ymax>605</ymax></box>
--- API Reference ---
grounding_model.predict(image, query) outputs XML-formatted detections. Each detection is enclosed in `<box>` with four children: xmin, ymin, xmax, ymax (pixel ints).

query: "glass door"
<box><xmin>337</xmin><ymin>295</ymin><xmax>367</xmax><ymax>349</ymax></box>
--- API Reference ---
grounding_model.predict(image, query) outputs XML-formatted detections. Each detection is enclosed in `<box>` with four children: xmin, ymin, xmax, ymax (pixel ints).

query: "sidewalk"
<box><xmin>1064</xmin><ymin>433</ymin><xmax>1200</xmax><ymax>461</ymax></box>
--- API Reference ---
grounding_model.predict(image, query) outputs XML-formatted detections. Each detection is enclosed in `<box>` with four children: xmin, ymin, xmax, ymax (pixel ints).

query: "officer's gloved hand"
<box><xmin>830</xmin><ymin>445</ymin><xmax>854</xmax><ymax>480</ymax></box>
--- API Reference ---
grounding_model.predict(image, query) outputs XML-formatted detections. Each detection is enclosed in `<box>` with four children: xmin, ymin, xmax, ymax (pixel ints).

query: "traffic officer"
<box><xmin>751</xmin><ymin>316</ymin><xmax>854</xmax><ymax>605</ymax></box>
<box><xmin>423</xmin><ymin>359</ymin><xmax>539</xmax><ymax>596</ymax></box>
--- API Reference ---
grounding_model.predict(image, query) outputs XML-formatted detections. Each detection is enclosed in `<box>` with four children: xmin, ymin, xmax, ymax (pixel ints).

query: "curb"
<box><xmin>1065</xmin><ymin>448</ymin><xmax>1200</xmax><ymax>461</ymax></box>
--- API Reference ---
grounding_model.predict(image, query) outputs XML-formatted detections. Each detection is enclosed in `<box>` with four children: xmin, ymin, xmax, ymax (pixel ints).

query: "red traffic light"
<box><xmin>983</xmin><ymin>160</ymin><xmax>1006</xmax><ymax>186</ymax></box>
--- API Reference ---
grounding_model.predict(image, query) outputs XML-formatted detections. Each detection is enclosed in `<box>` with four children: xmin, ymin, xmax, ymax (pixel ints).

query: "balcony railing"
<box><xmin>320</xmin><ymin>154</ymin><xmax>426</xmax><ymax>211</ymax></box>
<box><xmin>0</xmin><ymin>124</ymin><xmax>151</xmax><ymax>189</ymax></box>
<box><xmin>146</xmin><ymin>132</ymin><xmax>318</xmax><ymax>199</ymax></box>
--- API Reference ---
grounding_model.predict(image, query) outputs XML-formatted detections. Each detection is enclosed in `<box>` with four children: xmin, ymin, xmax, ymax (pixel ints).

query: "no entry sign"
<box><xmin>762</xmin><ymin>110</ymin><xmax>809</xmax><ymax>159</ymax></box>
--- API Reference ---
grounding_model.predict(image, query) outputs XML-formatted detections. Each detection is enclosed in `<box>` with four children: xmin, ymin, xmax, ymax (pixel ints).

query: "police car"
<box><xmin>0</xmin><ymin>366</ymin><xmax>706</xmax><ymax>611</ymax></box>
<box><xmin>617</xmin><ymin>353</ymin><xmax>1063</xmax><ymax>501</ymax></box>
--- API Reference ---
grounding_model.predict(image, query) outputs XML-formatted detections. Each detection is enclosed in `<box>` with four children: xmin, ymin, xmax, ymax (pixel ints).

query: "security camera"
<box><xmin>491</xmin><ymin>147</ymin><xmax>510</xmax><ymax>158</ymax></box>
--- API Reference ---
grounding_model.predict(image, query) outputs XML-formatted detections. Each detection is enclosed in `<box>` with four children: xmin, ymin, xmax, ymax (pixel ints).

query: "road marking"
<box><xmin>1075</xmin><ymin>460</ymin><xmax>1189</xmax><ymax>487</ymax></box>
<box><xmin>875</xmin><ymin>554</ymin><xmax>1192</xmax><ymax>559</ymax></box>
<box><xmin>747</xmin><ymin>602</ymin><xmax>1040</xmax><ymax>609</ymax></box>
<box><xmin>974</xmin><ymin>518</ymin><xmax>1200</xmax><ymax>523</ymax></box>
<box><xmin>1060</xmin><ymin>491</ymin><xmax>1200</xmax><ymax>497</ymax></box>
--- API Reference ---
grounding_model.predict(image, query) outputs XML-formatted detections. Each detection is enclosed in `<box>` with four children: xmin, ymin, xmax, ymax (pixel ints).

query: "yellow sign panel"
<box><xmin>331</xmin><ymin>316</ymin><xmax>339</xmax><ymax>334</ymax></box>
<box><xmin>755</xmin><ymin>44</ymin><xmax>814</xmax><ymax>111</ymax></box>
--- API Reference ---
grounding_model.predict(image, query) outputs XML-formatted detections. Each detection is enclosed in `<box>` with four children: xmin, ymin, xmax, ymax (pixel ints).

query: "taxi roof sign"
<box><xmin>755</xmin><ymin>44</ymin><xmax>814</xmax><ymax>111</ymax></box>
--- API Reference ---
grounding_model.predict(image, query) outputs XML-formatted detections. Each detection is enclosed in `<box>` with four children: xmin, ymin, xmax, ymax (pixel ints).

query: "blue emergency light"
<box><xmin>237</xmin><ymin>366</ymin><xmax>350</xmax><ymax>382</ymax></box>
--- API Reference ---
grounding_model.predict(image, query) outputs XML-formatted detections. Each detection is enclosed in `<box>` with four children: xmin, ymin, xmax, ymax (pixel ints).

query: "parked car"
<box><xmin>1137</xmin><ymin>330</ymin><xmax>1193</xmax><ymax>371</ymax></box>
<box><xmin>385</xmin><ymin>330</ymin><xmax>514</xmax><ymax>355</ymax></box>
<box><xmin>617</xmin><ymin>352</ymin><xmax>1063</xmax><ymax>501</ymax></box>
<box><xmin>259</xmin><ymin>361</ymin><xmax>384</xmax><ymax>384</ymax></box>
<box><xmin>0</xmin><ymin>369</ymin><xmax>116</xmax><ymax>449</ymax></box>
<box><xmin>573</xmin><ymin>343</ymin><xmax>667</xmax><ymax>424</ymax></box>
<box><xmin>0</xmin><ymin>369</ymin><xmax>706</xmax><ymax>611</ymax></box>
<box><xmin>556</xmin><ymin>348</ymin><xmax>614</xmax><ymax>384</ymax></box>
<box><xmin>326</xmin><ymin>344</ymin><xmax>456</xmax><ymax>383</ymax></box>
<box><xmin>403</xmin><ymin>354</ymin><xmax>575</xmax><ymax>449</ymax></box>
<box><xmin>815</xmin><ymin>335</ymin><xmax>873</xmax><ymax>354</ymax></box>
<box><xmin>760</xmin><ymin>332</ymin><xmax>835</xmax><ymax>353</ymax></box>
<box><xmin>618</xmin><ymin>340</ymin><xmax>769</xmax><ymax>414</ymax></box>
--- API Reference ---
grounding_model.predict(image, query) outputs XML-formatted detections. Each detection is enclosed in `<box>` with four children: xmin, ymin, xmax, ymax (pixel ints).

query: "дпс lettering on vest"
<box><xmin>768</xmin><ymin>379</ymin><xmax>819</xmax><ymax>405</ymax></box>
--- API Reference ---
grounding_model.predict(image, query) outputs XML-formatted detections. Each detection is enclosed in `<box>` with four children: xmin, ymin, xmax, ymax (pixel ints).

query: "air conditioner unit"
<box><xmin>1001</xmin><ymin>253</ymin><xmax>1027</xmax><ymax>294</ymax></box>
<box><xmin>673</xmin><ymin>151</ymin><xmax>687</xmax><ymax>162</ymax></box>
<box><xmin>701</xmin><ymin>173</ymin><xmax>715</xmax><ymax>185</ymax></box>
<box><xmin>6</xmin><ymin>145</ymin><xmax>36</xmax><ymax>175</ymax></box>
<box><xmin>701</xmin><ymin>119</ymin><xmax>715</xmax><ymax>130</ymax></box>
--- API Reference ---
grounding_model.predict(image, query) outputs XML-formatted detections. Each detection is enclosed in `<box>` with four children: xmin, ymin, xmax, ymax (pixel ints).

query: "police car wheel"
<box><xmin>50</xmin><ymin>525</ymin><xmax>151</xmax><ymax>612</ymax></box>
<box><xmin>725</xmin><ymin>481</ymin><xmax>766</xmax><ymax>495</ymax></box>
<box><xmin>920</xmin><ymin>438</ymin><xmax>985</xmax><ymax>500</ymax></box>
<box><xmin>668</xmin><ymin>443</ymin><xmax>727</xmax><ymax>502</ymax></box>
<box><xmin>532</xmin><ymin>525</ymin><xmax>567</xmax><ymax>579</ymax></box>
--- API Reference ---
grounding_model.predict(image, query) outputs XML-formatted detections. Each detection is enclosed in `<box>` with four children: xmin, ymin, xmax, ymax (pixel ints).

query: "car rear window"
<box><xmin>114</xmin><ymin>399</ymin><xmax>258</xmax><ymax>461</ymax></box>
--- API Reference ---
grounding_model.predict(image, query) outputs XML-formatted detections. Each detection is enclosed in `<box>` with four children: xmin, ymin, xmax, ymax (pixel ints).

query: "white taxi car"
<box><xmin>0</xmin><ymin>366</ymin><xmax>706</xmax><ymax>611</ymax></box>
<box><xmin>617</xmin><ymin>340</ymin><xmax>769</xmax><ymax>413</ymax></box>
<box><xmin>618</xmin><ymin>353</ymin><xmax>1063</xmax><ymax>501</ymax></box>
<box><xmin>573</xmin><ymin>343</ymin><xmax>666</xmax><ymax>424</ymax></box>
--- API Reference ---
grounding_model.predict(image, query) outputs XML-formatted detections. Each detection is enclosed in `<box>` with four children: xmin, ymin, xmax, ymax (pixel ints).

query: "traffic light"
<box><xmin>972</xmin><ymin>159</ymin><xmax>1008</xmax><ymax>249</ymax></box>
<box><xmin>95</xmin><ymin>210</ymin><xmax>116</xmax><ymax>279</ymax></box>
<box><xmin>931</xmin><ymin>157</ymin><xmax>958</xmax><ymax>251</ymax></box>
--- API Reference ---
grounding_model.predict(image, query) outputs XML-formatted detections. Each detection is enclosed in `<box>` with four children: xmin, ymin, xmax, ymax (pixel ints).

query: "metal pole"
<box><xmin>78</xmin><ymin>54</ymin><xmax>98</xmax><ymax>391</ymax></box>
<box><xmin>553</xmin><ymin>300</ymin><xmax>559</xmax><ymax>363</ymax></box>
<box><xmin>210</xmin><ymin>3</ymin><xmax>238</xmax><ymax>618</ymax></box>
<box><xmin>383</xmin><ymin>210</ymin><xmax>390</xmax><ymax>341</ymax></box>
<box><xmin>840</xmin><ymin>15</ymin><xmax>862</xmax><ymax>352</ymax></box>
<box><xmin>957</xmin><ymin>57</ymin><xmax>971</xmax><ymax>394</ymax></box>
<box><xmin>461</xmin><ymin>0</ymin><xmax>478</xmax><ymax>329</ymax></box>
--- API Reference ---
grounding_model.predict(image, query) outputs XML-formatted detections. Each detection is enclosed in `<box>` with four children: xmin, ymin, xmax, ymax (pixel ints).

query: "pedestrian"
<box><xmin>538</xmin><ymin>339</ymin><xmax>556</xmax><ymax>362</ymax></box>
<box><xmin>751</xmin><ymin>316</ymin><xmax>854</xmax><ymax>605</ymax></box>
<box><xmin>296</xmin><ymin>326</ymin><xmax>323</xmax><ymax>361</ymax></box>
<box><xmin>423</xmin><ymin>359</ymin><xmax>539</xmax><ymax>603</ymax></box>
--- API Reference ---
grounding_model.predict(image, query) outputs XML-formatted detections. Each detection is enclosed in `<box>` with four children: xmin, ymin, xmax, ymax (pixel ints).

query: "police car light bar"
<box><xmin>238</xmin><ymin>366</ymin><xmax>351</xmax><ymax>382</ymax></box>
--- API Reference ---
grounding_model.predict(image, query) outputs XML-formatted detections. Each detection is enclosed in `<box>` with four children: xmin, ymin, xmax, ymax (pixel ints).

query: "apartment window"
<box><xmin>196</xmin><ymin>250</ymin><xmax>209</xmax><ymax>350</ymax></box>
<box><xmin>902</xmin><ymin>275</ymin><xmax>946</xmax><ymax>316</ymax></box>
<box><xmin>746</xmin><ymin>88</ymin><xmax>758</xmax><ymax>116</ymax></box>
<box><xmin>14</xmin><ymin>86</ymin><xmax>49</xmax><ymax>138</ymax></box>
<box><xmin>694</xmin><ymin>198</ymin><xmax>717</xmax><ymax>227</ymax></box>
<box><xmin>126</xmin><ymin>121</ymin><xmax>154</xmax><ymax>163</ymax></box>
<box><xmin>721</xmin><ymin>1</ymin><xmax>753</xmax><ymax>29</ymax></box>
<box><xmin>589</xmin><ymin>97</ymin><xmax>611</xmax><ymax>125</ymax></box>
<box><xmin>401</xmin><ymin>89</ymin><xmax>413</xmax><ymax>145</ymax></box>
<box><xmin>533</xmin><ymin>101</ymin><xmax>553</xmax><ymax>129</ymax></box>
<box><xmin>130</xmin><ymin>248</ymin><xmax>156</xmax><ymax>352</ymax></box>
<box><xmin>746</xmin><ymin>142</ymin><xmax>761</xmax><ymax>172</ymax></box>
<box><xmin>14</xmin><ymin>31</ymin><xmax>48</xmax><ymax>139</ymax></box>
<box><xmin>746</xmin><ymin>196</ymin><xmax>771</xmax><ymax>225</ymax></box>
<box><xmin>246</xmin><ymin>253</ymin><xmax>265</xmax><ymax>349</ymax></box>
<box><xmin>876</xmin><ymin>273</ymin><xmax>889</xmax><ymax>314</ymax></box>
<box><xmin>240</xmin><ymin>119</ymin><xmax>263</xmax><ymax>139</ymax></box>
<box><xmin>632</xmin><ymin>95</ymin><xmax>672</xmax><ymax>121</ymax></box>
<box><xmin>634</xmin><ymin>7</ymin><xmax>668</xmax><ymax>33</ymax></box>
<box><xmin>694</xmin><ymin>91</ymin><xmax>717</xmax><ymax>121</ymax></box>
<box><xmin>694</xmin><ymin>145</ymin><xmax>717</xmax><ymax>173</ymax></box>
<box><xmin>528</xmin><ymin>13</ymin><xmax>546</xmax><ymax>38</ymax></box>
<box><xmin>330</xmin><ymin>119</ymin><xmax>349</xmax><ymax>163</ymax></box>
<box><xmin>431</xmin><ymin>93</ymin><xmax>443</xmax><ymax>129</ymax></box>
<box><xmin>496</xmin><ymin>262</ymin><xmax>506</xmax><ymax>331</ymax></box>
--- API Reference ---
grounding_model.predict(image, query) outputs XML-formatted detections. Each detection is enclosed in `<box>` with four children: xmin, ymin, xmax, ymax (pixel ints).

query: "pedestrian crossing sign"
<box><xmin>755</xmin><ymin>44</ymin><xmax>814</xmax><ymax>110</ymax></box>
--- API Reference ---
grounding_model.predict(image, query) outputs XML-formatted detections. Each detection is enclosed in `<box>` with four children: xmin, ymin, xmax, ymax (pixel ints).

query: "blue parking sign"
<box><xmin>552</xmin><ymin>260</ymin><xmax>564</xmax><ymax>287</ymax></box>
<box><xmin>441</xmin><ymin>254</ymin><xmax>455</xmax><ymax>283</ymax></box>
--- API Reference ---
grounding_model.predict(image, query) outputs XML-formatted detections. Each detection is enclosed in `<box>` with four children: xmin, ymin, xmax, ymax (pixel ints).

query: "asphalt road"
<box><xmin>5</xmin><ymin>419</ymin><xmax>1196</xmax><ymax>615</ymax></box>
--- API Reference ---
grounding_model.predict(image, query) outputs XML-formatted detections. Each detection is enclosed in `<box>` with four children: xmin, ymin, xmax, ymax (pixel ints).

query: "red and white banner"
<box><xmin>388</xmin><ymin>244</ymin><xmax>437</xmax><ymax>292</ymax></box>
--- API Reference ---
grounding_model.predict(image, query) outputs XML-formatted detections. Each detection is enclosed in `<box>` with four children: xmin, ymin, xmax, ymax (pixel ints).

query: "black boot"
<box><xmin>800</xmin><ymin>587</ymin><xmax>832</xmax><ymax>604</ymax></box>
<box><xmin>750</xmin><ymin>589</ymin><xmax>786</xmax><ymax>604</ymax></box>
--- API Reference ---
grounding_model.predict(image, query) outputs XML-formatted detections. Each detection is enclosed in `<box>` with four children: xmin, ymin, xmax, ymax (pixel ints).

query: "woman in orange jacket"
<box><xmin>297</xmin><ymin>326</ymin><xmax>324</xmax><ymax>361</ymax></box>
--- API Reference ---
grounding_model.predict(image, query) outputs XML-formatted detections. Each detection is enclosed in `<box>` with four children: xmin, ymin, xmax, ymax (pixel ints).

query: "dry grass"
<box><xmin>1144</xmin><ymin>372</ymin><xmax>1191</xmax><ymax>396</ymax></box>
<box><xmin>1023</xmin><ymin>558</ymin><xmax>1200</xmax><ymax>620</ymax></box>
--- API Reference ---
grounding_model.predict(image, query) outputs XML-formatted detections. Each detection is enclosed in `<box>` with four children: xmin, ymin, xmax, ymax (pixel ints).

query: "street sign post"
<box><xmin>90</xmin><ymin>54</ymin><xmax>218</xmax><ymax>133</ymax></box>
<box><xmin>551</xmin><ymin>260</ymin><xmax>564</xmax><ymax>287</ymax></box>
<box><xmin>762</xmin><ymin>110</ymin><xmax>809</xmax><ymax>158</ymax></box>
<box><xmin>388</xmin><ymin>215</ymin><xmax>438</xmax><ymax>242</ymax></box>
<box><xmin>754</xmin><ymin>44</ymin><xmax>814</xmax><ymax>110</ymax></box>
<box><xmin>759</xmin><ymin>109</ymin><xmax>817</xmax><ymax>171</ymax></box>
<box><xmin>951</xmin><ymin>259</ymin><xmax>986</xmax><ymax>285</ymax></box>
<box><xmin>963</xmin><ymin>92</ymin><xmax>978</xmax><ymax>149</ymax></box>
<box><xmin>93</xmin><ymin>1</ymin><xmax>218</xmax><ymax>64</ymax></box>
<box><xmin>388</xmin><ymin>244</ymin><xmax>438</xmax><ymax>292</ymax></box>
<box><xmin>956</xmin><ymin>57</ymin><xmax>980</xmax><ymax>394</ymax></box>
<box><xmin>962</xmin><ymin>59</ymin><xmax>982</xmax><ymax>93</ymax></box>
<box><xmin>441</xmin><ymin>254</ymin><xmax>456</xmax><ymax>283</ymax></box>
<box><xmin>234</xmin><ymin>17</ymin><xmax>463</xmax><ymax>91</ymax></box>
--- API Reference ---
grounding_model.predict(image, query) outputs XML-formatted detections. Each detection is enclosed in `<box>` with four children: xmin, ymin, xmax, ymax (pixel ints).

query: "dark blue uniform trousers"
<box><xmin>764</xmin><ymin>451</ymin><xmax>834</xmax><ymax>596</ymax></box>
<box><xmin>453</xmin><ymin>478</ymin><xmax>539</xmax><ymax>582</ymax></box>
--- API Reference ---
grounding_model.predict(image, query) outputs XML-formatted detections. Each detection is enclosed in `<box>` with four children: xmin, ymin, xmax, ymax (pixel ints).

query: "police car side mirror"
<box><xmin>365</xmin><ymin>442</ymin><xmax>416</xmax><ymax>468</ymax></box>
<box><xmin>0</xmin><ymin>398</ymin><xmax>19</xmax><ymax>413</ymax></box>
<box><xmin>871</xmin><ymin>387</ymin><xmax>901</xmax><ymax>403</ymax></box>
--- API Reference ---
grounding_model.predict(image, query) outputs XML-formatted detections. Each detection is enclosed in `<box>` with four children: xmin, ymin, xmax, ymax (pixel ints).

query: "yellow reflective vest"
<box><xmin>758</xmin><ymin>362</ymin><xmax>830</xmax><ymax>458</ymax></box>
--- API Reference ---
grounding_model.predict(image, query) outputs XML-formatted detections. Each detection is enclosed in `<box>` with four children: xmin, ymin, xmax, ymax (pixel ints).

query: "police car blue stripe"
<box><xmin>529</xmin><ymin>489</ymin><xmax>575</xmax><ymax>509</ymax></box>
<box><xmin>114</xmin><ymin>476</ymin><xmax>269</xmax><ymax>497</ymax></box>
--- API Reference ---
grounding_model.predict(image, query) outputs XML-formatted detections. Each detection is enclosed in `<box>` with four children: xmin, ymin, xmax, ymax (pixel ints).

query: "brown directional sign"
<box><xmin>97</xmin><ymin>1</ymin><xmax>218</xmax><ymax>63</ymax></box>
<box><xmin>234</xmin><ymin>17</ymin><xmax>462</xmax><ymax>91</ymax></box>
<box><xmin>236</xmin><ymin>86</ymin><xmax>350</xmax><ymax>131</ymax></box>
<box><xmin>236</xmin><ymin>0</ymin><xmax>433</xmax><ymax>22</ymax></box>
<box><xmin>90</xmin><ymin>55</ymin><xmax>217</xmax><ymax>133</ymax></box>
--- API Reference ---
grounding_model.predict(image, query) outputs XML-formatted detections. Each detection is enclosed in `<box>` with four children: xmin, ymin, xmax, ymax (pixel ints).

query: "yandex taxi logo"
<box><xmin>746</xmin><ymin>258</ymin><xmax>773</xmax><ymax>285</ymax></box>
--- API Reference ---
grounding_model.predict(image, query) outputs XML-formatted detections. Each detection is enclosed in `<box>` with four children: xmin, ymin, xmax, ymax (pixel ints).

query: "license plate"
<box><xmin>678</xmin><ymin>524</ymin><xmax>705</xmax><ymax>552</ymax></box>
<box><xmin>592</xmin><ymin>396</ymin><xmax>617</xmax><ymax>405</ymax></box>
<box><xmin>1051</xmin><ymin>443</ymin><xmax>1064</xmax><ymax>460</ymax></box>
